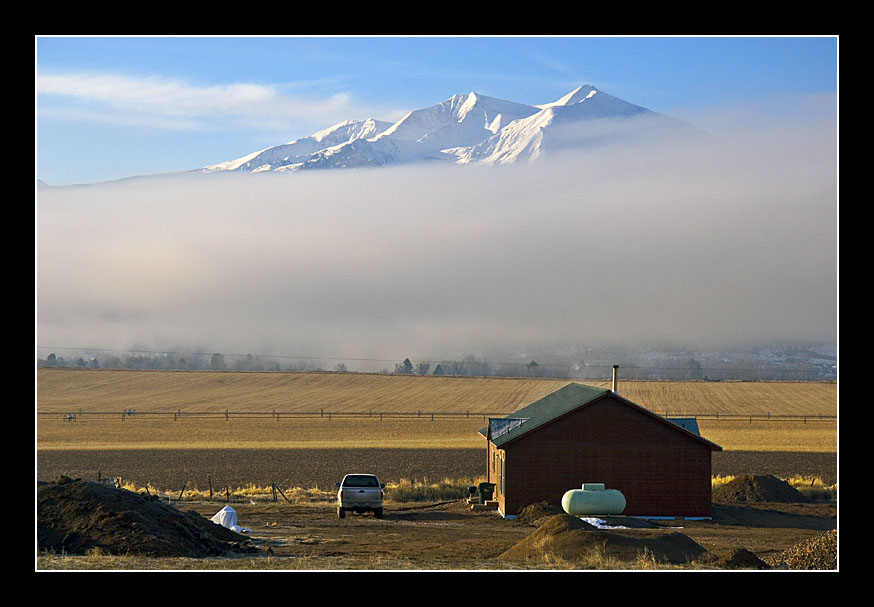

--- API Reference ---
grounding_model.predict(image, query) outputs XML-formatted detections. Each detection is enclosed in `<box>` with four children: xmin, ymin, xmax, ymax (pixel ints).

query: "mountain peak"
<box><xmin>197</xmin><ymin>85</ymin><xmax>693</xmax><ymax>174</ymax></box>
<box><xmin>539</xmin><ymin>85</ymin><xmax>599</xmax><ymax>109</ymax></box>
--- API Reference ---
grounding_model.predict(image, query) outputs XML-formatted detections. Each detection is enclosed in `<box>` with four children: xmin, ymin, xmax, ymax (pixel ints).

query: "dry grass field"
<box><xmin>36</xmin><ymin>368</ymin><xmax>837</xmax><ymax>452</ymax></box>
<box><xmin>37</xmin><ymin>416</ymin><xmax>493</xmax><ymax>450</ymax></box>
<box><xmin>36</xmin><ymin>368</ymin><xmax>573</xmax><ymax>416</ymax></box>
<box><xmin>36</xmin><ymin>367</ymin><xmax>837</xmax><ymax>416</ymax></box>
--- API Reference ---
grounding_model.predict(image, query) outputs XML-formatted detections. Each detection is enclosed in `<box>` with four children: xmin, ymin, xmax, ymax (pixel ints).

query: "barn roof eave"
<box><xmin>607</xmin><ymin>391</ymin><xmax>723</xmax><ymax>451</ymax></box>
<box><xmin>485</xmin><ymin>384</ymin><xmax>723</xmax><ymax>451</ymax></box>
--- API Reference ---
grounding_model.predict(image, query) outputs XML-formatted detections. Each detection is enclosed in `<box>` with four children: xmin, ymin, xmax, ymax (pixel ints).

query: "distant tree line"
<box><xmin>37</xmin><ymin>351</ymin><xmax>321</xmax><ymax>373</ymax></box>
<box><xmin>37</xmin><ymin>350</ymin><xmax>835</xmax><ymax>381</ymax></box>
<box><xmin>373</xmin><ymin>354</ymin><xmax>833</xmax><ymax>381</ymax></box>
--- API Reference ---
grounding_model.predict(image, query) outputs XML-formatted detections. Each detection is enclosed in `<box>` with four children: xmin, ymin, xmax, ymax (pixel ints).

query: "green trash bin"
<box><xmin>478</xmin><ymin>482</ymin><xmax>496</xmax><ymax>504</ymax></box>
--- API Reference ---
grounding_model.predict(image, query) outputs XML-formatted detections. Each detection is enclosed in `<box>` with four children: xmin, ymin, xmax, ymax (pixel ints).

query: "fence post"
<box><xmin>274</xmin><ymin>484</ymin><xmax>291</xmax><ymax>504</ymax></box>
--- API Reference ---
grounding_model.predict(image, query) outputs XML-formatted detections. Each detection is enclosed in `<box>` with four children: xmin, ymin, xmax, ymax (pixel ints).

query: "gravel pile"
<box><xmin>764</xmin><ymin>529</ymin><xmax>837</xmax><ymax>570</ymax></box>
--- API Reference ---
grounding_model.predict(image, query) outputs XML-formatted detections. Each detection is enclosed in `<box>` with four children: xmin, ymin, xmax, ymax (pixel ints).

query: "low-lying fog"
<box><xmin>36</xmin><ymin>113</ymin><xmax>837</xmax><ymax>364</ymax></box>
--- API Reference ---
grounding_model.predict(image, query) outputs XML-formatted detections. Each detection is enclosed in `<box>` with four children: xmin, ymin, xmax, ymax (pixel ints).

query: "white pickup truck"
<box><xmin>335</xmin><ymin>473</ymin><xmax>385</xmax><ymax>519</ymax></box>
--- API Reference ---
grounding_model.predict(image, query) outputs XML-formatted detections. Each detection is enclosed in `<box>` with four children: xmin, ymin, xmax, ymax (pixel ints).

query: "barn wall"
<box><xmin>500</xmin><ymin>395</ymin><xmax>714</xmax><ymax>517</ymax></box>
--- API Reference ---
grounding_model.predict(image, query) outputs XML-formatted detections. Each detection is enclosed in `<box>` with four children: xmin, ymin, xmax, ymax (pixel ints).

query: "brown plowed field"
<box><xmin>36</xmin><ymin>448</ymin><xmax>838</xmax><ymax>493</ymax></box>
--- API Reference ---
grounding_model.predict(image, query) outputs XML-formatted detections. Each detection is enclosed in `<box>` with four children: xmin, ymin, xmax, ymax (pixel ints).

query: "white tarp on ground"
<box><xmin>210</xmin><ymin>505</ymin><xmax>252</xmax><ymax>533</ymax></box>
<box><xmin>581</xmin><ymin>517</ymin><xmax>628</xmax><ymax>529</ymax></box>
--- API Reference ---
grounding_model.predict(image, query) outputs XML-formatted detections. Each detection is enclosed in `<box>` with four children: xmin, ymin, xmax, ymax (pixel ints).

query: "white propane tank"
<box><xmin>561</xmin><ymin>483</ymin><xmax>626</xmax><ymax>516</ymax></box>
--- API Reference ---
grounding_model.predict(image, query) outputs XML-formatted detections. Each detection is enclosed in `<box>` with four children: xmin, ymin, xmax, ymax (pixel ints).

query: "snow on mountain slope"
<box><xmin>197</xmin><ymin>85</ymin><xmax>697</xmax><ymax>173</ymax></box>
<box><xmin>380</xmin><ymin>92</ymin><xmax>539</xmax><ymax>146</ymax></box>
<box><xmin>536</xmin><ymin>84</ymin><xmax>600</xmax><ymax>109</ymax></box>
<box><xmin>288</xmin><ymin>91</ymin><xmax>542</xmax><ymax>169</ymax></box>
<box><xmin>200</xmin><ymin>118</ymin><xmax>392</xmax><ymax>172</ymax></box>
<box><xmin>411</xmin><ymin>92</ymin><xmax>540</xmax><ymax>158</ymax></box>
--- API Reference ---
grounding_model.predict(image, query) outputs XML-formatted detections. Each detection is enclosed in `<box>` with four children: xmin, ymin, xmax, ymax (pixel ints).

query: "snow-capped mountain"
<box><xmin>197</xmin><ymin>85</ymin><xmax>698</xmax><ymax>173</ymax></box>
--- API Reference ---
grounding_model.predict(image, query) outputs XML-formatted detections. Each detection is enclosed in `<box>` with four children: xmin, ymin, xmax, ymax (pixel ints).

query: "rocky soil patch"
<box><xmin>712</xmin><ymin>474</ymin><xmax>806</xmax><ymax>503</ymax></box>
<box><xmin>37</xmin><ymin>476</ymin><xmax>259</xmax><ymax>557</ymax></box>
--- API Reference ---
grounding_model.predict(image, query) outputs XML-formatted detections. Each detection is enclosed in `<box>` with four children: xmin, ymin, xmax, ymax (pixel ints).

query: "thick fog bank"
<box><xmin>36</xmin><ymin>119</ymin><xmax>837</xmax><ymax>361</ymax></box>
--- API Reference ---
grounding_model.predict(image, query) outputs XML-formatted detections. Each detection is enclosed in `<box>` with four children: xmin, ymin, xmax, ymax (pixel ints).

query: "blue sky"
<box><xmin>36</xmin><ymin>35</ymin><xmax>838</xmax><ymax>186</ymax></box>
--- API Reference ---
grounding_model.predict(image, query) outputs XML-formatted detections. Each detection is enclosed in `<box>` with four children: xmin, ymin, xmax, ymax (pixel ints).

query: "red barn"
<box><xmin>480</xmin><ymin>381</ymin><xmax>722</xmax><ymax>519</ymax></box>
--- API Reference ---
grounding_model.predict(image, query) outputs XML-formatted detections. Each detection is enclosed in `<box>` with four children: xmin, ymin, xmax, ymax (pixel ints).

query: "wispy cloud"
<box><xmin>36</xmin><ymin>71</ymin><xmax>377</xmax><ymax>132</ymax></box>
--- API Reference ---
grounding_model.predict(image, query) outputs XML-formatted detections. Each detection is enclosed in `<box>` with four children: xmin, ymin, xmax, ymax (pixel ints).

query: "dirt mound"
<box><xmin>712</xmin><ymin>474</ymin><xmax>806</xmax><ymax>503</ymax></box>
<box><xmin>516</xmin><ymin>501</ymin><xmax>566</xmax><ymax>526</ymax></box>
<box><xmin>537</xmin><ymin>514</ymin><xmax>599</xmax><ymax>534</ymax></box>
<box><xmin>498</xmin><ymin>514</ymin><xmax>708</xmax><ymax>566</ymax></box>
<box><xmin>716</xmin><ymin>548</ymin><xmax>771</xmax><ymax>570</ymax></box>
<box><xmin>37</xmin><ymin>476</ymin><xmax>259</xmax><ymax>557</ymax></box>
<box><xmin>764</xmin><ymin>529</ymin><xmax>837</xmax><ymax>570</ymax></box>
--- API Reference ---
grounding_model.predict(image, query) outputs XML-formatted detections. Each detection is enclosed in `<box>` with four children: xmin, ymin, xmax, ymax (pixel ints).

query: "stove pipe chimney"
<box><xmin>611</xmin><ymin>365</ymin><xmax>619</xmax><ymax>393</ymax></box>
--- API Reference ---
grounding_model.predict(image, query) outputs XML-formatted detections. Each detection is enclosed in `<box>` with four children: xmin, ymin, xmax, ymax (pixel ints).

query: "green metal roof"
<box><xmin>481</xmin><ymin>383</ymin><xmax>610</xmax><ymax>447</ymax></box>
<box><xmin>480</xmin><ymin>382</ymin><xmax>721</xmax><ymax>450</ymax></box>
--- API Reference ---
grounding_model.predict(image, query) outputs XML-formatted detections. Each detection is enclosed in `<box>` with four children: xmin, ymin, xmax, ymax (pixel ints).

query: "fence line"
<box><xmin>39</xmin><ymin>410</ymin><xmax>836</xmax><ymax>422</ymax></box>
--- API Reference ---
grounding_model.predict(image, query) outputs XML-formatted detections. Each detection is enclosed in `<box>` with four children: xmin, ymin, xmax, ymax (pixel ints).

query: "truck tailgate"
<box><xmin>343</xmin><ymin>487</ymin><xmax>381</xmax><ymax>503</ymax></box>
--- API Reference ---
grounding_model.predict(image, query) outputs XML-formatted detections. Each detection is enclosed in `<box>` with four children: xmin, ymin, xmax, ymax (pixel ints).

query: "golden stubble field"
<box><xmin>36</xmin><ymin>368</ymin><xmax>837</xmax><ymax>453</ymax></box>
